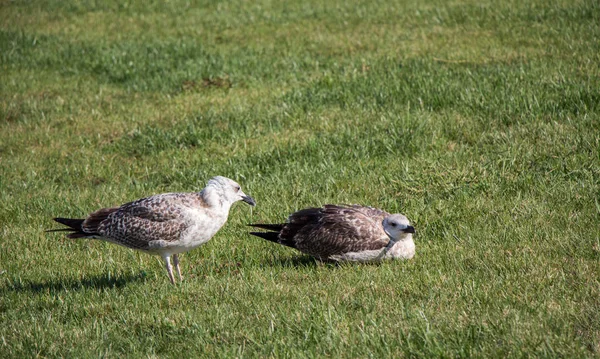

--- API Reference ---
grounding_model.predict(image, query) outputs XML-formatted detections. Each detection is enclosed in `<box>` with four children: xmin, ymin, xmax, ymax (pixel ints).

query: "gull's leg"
<box><xmin>163</xmin><ymin>255</ymin><xmax>176</xmax><ymax>284</ymax></box>
<box><xmin>376</xmin><ymin>240</ymin><xmax>395</xmax><ymax>260</ymax></box>
<box><xmin>173</xmin><ymin>254</ymin><xmax>183</xmax><ymax>281</ymax></box>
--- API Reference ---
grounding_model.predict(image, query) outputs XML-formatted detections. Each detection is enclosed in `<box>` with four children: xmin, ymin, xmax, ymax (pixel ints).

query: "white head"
<box><xmin>201</xmin><ymin>176</ymin><xmax>256</xmax><ymax>208</ymax></box>
<box><xmin>382</xmin><ymin>214</ymin><xmax>415</xmax><ymax>243</ymax></box>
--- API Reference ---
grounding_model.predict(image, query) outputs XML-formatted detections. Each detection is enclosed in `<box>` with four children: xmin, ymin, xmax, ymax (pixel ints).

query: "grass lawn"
<box><xmin>1</xmin><ymin>0</ymin><xmax>599</xmax><ymax>357</ymax></box>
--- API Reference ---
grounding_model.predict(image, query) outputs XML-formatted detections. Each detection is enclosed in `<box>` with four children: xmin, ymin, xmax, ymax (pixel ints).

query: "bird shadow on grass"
<box><xmin>261</xmin><ymin>255</ymin><xmax>391</xmax><ymax>270</ymax></box>
<box><xmin>1</xmin><ymin>272</ymin><xmax>148</xmax><ymax>294</ymax></box>
<box><xmin>262</xmin><ymin>255</ymin><xmax>335</xmax><ymax>269</ymax></box>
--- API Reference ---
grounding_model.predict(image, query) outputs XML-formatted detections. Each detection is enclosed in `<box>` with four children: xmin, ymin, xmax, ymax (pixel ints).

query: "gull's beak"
<box><xmin>403</xmin><ymin>226</ymin><xmax>415</xmax><ymax>234</ymax></box>
<box><xmin>242</xmin><ymin>195</ymin><xmax>256</xmax><ymax>206</ymax></box>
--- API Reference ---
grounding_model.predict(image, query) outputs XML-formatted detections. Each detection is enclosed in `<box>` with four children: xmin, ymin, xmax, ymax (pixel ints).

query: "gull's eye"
<box><xmin>390</xmin><ymin>222</ymin><xmax>397</xmax><ymax>227</ymax></box>
<box><xmin>235</xmin><ymin>186</ymin><xmax>241</xmax><ymax>192</ymax></box>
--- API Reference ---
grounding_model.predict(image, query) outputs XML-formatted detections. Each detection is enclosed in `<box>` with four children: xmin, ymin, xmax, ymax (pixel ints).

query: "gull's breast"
<box><xmin>328</xmin><ymin>248</ymin><xmax>387</xmax><ymax>262</ymax></box>
<box><xmin>179</xmin><ymin>207</ymin><xmax>228</xmax><ymax>246</ymax></box>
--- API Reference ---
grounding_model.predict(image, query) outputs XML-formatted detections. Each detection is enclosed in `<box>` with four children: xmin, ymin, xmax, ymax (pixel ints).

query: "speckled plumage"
<box><xmin>49</xmin><ymin>176</ymin><xmax>256</xmax><ymax>284</ymax></box>
<box><xmin>88</xmin><ymin>193</ymin><xmax>209</xmax><ymax>251</ymax></box>
<box><xmin>249</xmin><ymin>204</ymin><xmax>415</xmax><ymax>262</ymax></box>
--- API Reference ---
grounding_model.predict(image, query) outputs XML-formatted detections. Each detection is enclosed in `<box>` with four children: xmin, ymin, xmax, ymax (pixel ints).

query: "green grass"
<box><xmin>1</xmin><ymin>0</ymin><xmax>599</xmax><ymax>357</ymax></box>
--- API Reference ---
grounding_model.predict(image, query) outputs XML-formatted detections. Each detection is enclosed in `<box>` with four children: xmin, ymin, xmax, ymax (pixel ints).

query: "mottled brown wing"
<box><xmin>94</xmin><ymin>193</ymin><xmax>191</xmax><ymax>250</ymax></box>
<box><xmin>283</xmin><ymin>205</ymin><xmax>390</xmax><ymax>259</ymax></box>
<box><xmin>346</xmin><ymin>204</ymin><xmax>391</xmax><ymax>221</ymax></box>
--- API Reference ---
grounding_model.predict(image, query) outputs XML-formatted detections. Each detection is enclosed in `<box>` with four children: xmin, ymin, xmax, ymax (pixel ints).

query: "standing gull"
<box><xmin>249</xmin><ymin>204</ymin><xmax>415</xmax><ymax>262</ymax></box>
<box><xmin>48</xmin><ymin>176</ymin><xmax>256</xmax><ymax>284</ymax></box>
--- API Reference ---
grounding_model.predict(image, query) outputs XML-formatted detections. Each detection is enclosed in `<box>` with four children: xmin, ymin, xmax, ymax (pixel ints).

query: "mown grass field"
<box><xmin>1</xmin><ymin>0</ymin><xmax>599</xmax><ymax>357</ymax></box>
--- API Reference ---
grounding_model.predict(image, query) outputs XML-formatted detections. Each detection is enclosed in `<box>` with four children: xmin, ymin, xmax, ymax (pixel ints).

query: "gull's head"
<box><xmin>382</xmin><ymin>214</ymin><xmax>415</xmax><ymax>242</ymax></box>
<box><xmin>205</xmin><ymin>176</ymin><xmax>256</xmax><ymax>207</ymax></box>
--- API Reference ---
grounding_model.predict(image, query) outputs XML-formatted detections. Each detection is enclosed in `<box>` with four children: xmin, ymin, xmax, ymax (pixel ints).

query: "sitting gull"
<box><xmin>249</xmin><ymin>204</ymin><xmax>415</xmax><ymax>262</ymax></box>
<box><xmin>48</xmin><ymin>176</ymin><xmax>256</xmax><ymax>284</ymax></box>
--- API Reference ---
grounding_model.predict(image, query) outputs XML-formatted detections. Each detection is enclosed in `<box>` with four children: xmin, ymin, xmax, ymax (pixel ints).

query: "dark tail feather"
<box><xmin>248</xmin><ymin>230</ymin><xmax>297</xmax><ymax>249</ymax></box>
<box><xmin>248</xmin><ymin>223</ymin><xmax>299</xmax><ymax>249</ymax></box>
<box><xmin>48</xmin><ymin>218</ymin><xmax>93</xmax><ymax>239</ymax></box>
<box><xmin>53</xmin><ymin>217</ymin><xmax>84</xmax><ymax>231</ymax></box>
<box><xmin>249</xmin><ymin>231</ymin><xmax>280</xmax><ymax>243</ymax></box>
<box><xmin>247</xmin><ymin>223</ymin><xmax>284</xmax><ymax>232</ymax></box>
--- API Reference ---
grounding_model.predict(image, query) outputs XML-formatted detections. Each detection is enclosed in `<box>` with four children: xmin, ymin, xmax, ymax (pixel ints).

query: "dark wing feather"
<box><xmin>49</xmin><ymin>217</ymin><xmax>89</xmax><ymax>239</ymax></box>
<box><xmin>248</xmin><ymin>223</ymin><xmax>294</xmax><ymax>247</ymax></box>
